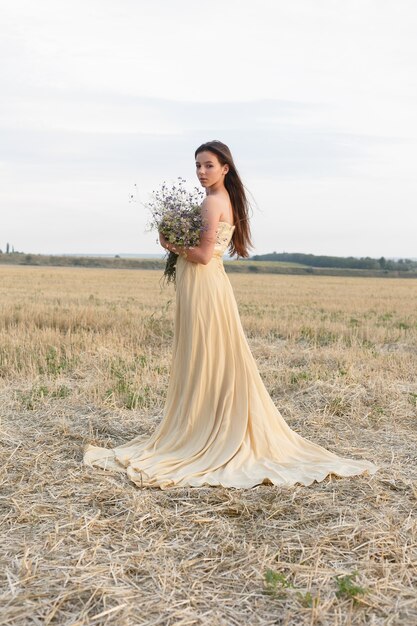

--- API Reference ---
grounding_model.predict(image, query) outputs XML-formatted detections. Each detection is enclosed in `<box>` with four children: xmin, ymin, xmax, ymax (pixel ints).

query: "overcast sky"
<box><xmin>1</xmin><ymin>0</ymin><xmax>416</xmax><ymax>257</ymax></box>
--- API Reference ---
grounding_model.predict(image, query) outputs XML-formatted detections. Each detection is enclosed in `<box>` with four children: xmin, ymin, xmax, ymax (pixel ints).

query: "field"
<box><xmin>1</xmin><ymin>265</ymin><xmax>416</xmax><ymax>625</ymax></box>
<box><xmin>2</xmin><ymin>252</ymin><xmax>417</xmax><ymax>279</ymax></box>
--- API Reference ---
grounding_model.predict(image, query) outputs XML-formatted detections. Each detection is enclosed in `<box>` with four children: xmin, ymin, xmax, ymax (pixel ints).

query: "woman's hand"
<box><xmin>159</xmin><ymin>232</ymin><xmax>169</xmax><ymax>249</ymax></box>
<box><xmin>158</xmin><ymin>231</ymin><xmax>188</xmax><ymax>260</ymax></box>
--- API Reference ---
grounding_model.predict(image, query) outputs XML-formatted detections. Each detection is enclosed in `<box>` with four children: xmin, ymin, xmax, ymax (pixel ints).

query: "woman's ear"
<box><xmin>224</xmin><ymin>165</ymin><xmax>229</xmax><ymax>175</ymax></box>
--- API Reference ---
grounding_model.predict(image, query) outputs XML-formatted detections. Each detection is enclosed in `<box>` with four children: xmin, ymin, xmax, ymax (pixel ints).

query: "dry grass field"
<box><xmin>1</xmin><ymin>265</ymin><xmax>416</xmax><ymax>626</ymax></box>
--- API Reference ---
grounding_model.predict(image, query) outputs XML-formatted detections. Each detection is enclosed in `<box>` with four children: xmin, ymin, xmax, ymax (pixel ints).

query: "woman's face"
<box><xmin>195</xmin><ymin>150</ymin><xmax>229</xmax><ymax>189</ymax></box>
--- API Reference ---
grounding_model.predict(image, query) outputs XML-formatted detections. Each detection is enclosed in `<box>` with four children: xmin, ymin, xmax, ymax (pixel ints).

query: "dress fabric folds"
<box><xmin>83</xmin><ymin>221</ymin><xmax>377</xmax><ymax>489</ymax></box>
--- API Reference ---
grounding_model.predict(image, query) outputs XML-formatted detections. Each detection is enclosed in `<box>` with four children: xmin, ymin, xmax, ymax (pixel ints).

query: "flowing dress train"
<box><xmin>83</xmin><ymin>221</ymin><xmax>377</xmax><ymax>489</ymax></box>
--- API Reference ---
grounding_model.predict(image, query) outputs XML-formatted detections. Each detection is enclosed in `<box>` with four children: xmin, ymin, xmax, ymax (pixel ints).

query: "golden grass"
<box><xmin>1</xmin><ymin>265</ymin><xmax>416</xmax><ymax>625</ymax></box>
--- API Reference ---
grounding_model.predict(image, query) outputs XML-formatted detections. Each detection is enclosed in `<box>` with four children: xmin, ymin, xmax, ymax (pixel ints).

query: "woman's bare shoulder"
<box><xmin>201</xmin><ymin>195</ymin><xmax>224</xmax><ymax>208</ymax></box>
<box><xmin>202</xmin><ymin>194</ymin><xmax>233</xmax><ymax>225</ymax></box>
<box><xmin>200</xmin><ymin>195</ymin><xmax>223</xmax><ymax>221</ymax></box>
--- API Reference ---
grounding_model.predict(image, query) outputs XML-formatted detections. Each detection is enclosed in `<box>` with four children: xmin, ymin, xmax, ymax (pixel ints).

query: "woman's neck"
<box><xmin>206</xmin><ymin>182</ymin><xmax>227</xmax><ymax>196</ymax></box>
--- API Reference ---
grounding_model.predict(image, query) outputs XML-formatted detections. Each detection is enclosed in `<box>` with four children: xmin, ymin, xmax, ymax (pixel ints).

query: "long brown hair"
<box><xmin>194</xmin><ymin>140</ymin><xmax>253</xmax><ymax>258</ymax></box>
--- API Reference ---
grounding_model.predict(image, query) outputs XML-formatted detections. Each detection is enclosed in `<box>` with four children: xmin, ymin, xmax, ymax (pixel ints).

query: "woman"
<box><xmin>84</xmin><ymin>140</ymin><xmax>377</xmax><ymax>489</ymax></box>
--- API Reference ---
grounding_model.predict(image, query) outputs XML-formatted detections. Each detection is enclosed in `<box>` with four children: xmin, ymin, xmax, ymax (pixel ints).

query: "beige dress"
<box><xmin>83</xmin><ymin>221</ymin><xmax>377</xmax><ymax>489</ymax></box>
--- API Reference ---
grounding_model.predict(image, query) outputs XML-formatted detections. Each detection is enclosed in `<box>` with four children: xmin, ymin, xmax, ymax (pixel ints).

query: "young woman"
<box><xmin>84</xmin><ymin>140</ymin><xmax>377</xmax><ymax>489</ymax></box>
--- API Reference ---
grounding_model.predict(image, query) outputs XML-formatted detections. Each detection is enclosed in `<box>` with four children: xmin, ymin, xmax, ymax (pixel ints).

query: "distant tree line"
<box><xmin>251</xmin><ymin>252</ymin><xmax>417</xmax><ymax>271</ymax></box>
<box><xmin>0</xmin><ymin>243</ymin><xmax>17</xmax><ymax>254</ymax></box>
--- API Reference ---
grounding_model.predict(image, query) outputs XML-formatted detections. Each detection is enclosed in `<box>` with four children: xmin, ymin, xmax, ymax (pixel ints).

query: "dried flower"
<box><xmin>145</xmin><ymin>178</ymin><xmax>206</xmax><ymax>285</ymax></box>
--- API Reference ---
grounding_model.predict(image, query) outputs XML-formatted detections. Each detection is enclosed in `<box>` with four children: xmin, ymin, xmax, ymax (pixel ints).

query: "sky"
<box><xmin>1</xmin><ymin>0</ymin><xmax>416</xmax><ymax>258</ymax></box>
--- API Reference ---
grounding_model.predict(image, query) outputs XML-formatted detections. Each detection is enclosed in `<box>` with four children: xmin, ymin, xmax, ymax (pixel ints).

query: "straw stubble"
<box><xmin>0</xmin><ymin>266</ymin><xmax>416</xmax><ymax>625</ymax></box>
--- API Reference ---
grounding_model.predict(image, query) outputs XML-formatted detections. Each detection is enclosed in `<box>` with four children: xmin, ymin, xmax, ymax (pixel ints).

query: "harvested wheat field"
<box><xmin>1</xmin><ymin>265</ymin><xmax>416</xmax><ymax>626</ymax></box>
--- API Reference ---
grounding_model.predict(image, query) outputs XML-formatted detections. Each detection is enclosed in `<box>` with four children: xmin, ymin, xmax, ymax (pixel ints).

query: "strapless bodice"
<box><xmin>213</xmin><ymin>221</ymin><xmax>235</xmax><ymax>258</ymax></box>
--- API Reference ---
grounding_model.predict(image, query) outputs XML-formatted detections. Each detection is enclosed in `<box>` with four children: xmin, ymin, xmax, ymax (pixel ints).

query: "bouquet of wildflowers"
<box><xmin>146</xmin><ymin>177</ymin><xmax>206</xmax><ymax>285</ymax></box>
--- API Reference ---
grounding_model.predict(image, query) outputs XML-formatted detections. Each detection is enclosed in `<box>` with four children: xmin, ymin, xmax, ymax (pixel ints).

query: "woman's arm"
<box><xmin>159</xmin><ymin>196</ymin><xmax>222</xmax><ymax>265</ymax></box>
